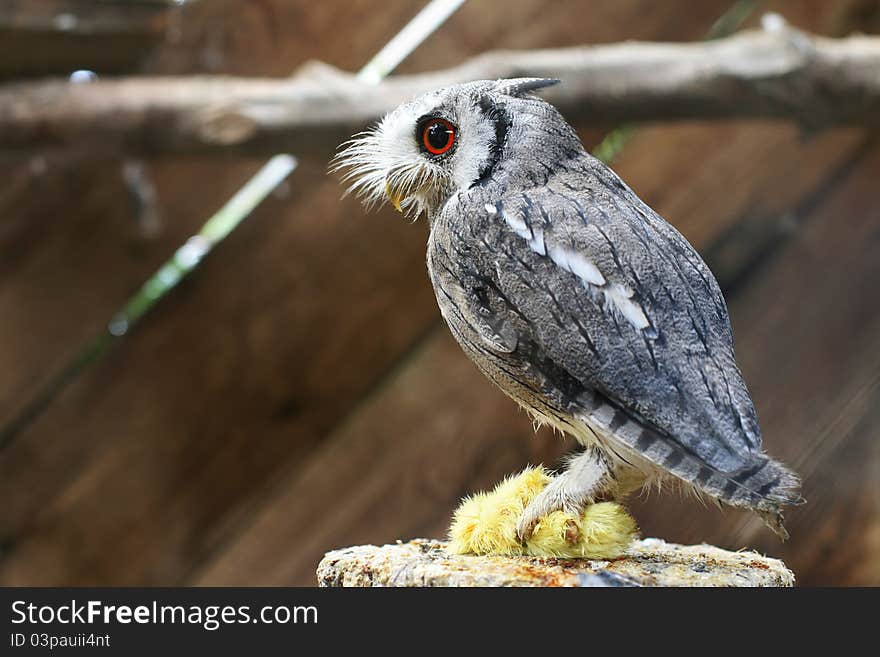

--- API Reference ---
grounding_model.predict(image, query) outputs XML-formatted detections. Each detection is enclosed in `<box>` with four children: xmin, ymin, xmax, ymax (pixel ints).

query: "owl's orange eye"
<box><xmin>420</xmin><ymin>118</ymin><xmax>456</xmax><ymax>155</ymax></box>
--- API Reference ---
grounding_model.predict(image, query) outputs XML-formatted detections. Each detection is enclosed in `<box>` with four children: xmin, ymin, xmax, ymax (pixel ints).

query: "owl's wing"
<box><xmin>467</xmin><ymin>163</ymin><xmax>762</xmax><ymax>473</ymax></box>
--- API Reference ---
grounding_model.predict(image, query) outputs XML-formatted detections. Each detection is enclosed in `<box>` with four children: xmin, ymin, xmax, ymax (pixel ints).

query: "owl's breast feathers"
<box><xmin>427</xmin><ymin>155</ymin><xmax>801</xmax><ymax>526</ymax></box>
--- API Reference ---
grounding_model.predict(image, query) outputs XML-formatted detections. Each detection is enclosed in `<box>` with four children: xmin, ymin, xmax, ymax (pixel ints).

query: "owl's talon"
<box><xmin>516</xmin><ymin>518</ymin><xmax>538</xmax><ymax>545</ymax></box>
<box><xmin>515</xmin><ymin>514</ymin><xmax>540</xmax><ymax>544</ymax></box>
<box><xmin>516</xmin><ymin>512</ymin><xmax>582</xmax><ymax>546</ymax></box>
<box><xmin>563</xmin><ymin>519</ymin><xmax>580</xmax><ymax>545</ymax></box>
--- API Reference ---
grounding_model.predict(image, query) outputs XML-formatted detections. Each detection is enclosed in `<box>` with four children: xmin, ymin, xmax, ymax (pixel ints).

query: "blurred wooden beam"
<box><xmin>0</xmin><ymin>0</ymin><xmax>177</xmax><ymax>33</ymax></box>
<box><xmin>0</xmin><ymin>0</ymin><xmax>179</xmax><ymax>79</ymax></box>
<box><xmin>0</xmin><ymin>24</ymin><xmax>878</xmax><ymax>158</ymax></box>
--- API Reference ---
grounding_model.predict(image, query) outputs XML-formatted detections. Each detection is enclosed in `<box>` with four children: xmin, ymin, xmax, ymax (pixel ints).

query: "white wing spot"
<box><xmin>528</xmin><ymin>227</ymin><xmax>547</xmax><ymax>256</ymax></box>
<box><xmin>501</xmin><ymin>209</ymin><xmax>532</xmax><ymax>240</ymax></box>
<box><xmin>567</xmin><ymin>248</ymin><xmax>606</xmax><ymax>285</ymax></box>
<box><xmin>548</xmin><ymin>245</ymin><xmax>606</xmax><ymax>286</ymax></box>
<box><xmin>547</xmin><ymin>244</ymin><xmax>570</xmax><ymax>270</ymax></box>
<box><xmin>493</xmin><ymin>201</ymin><xmax>653</xmax><ymax>335</ymax></box>
<box><xmin>501</xmin><ymin>209</ymin><xmax>526</xmax><ymax>231</ymax></box>
<box><xmin>603</xmin><ymin>283</ymin><xmax>650</xmax><ymax>330</ymax></box>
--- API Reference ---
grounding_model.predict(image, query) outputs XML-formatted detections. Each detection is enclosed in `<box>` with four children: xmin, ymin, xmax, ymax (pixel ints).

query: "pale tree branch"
<box><xmin>1</xmin><ymin>25</ymin><xmax>878</xmax><ymax>158</ymax></box>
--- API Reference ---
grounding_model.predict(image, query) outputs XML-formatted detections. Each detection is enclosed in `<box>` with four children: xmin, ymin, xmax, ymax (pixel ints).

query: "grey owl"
<box><xmin>335</xmin><ymin>78</ymin><xmax>803</xmax><ymax>540</ymax></box>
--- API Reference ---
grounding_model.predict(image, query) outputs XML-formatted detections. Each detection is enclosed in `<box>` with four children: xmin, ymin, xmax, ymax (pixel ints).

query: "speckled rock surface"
<box><xmin>317</xmin><ymin>538</ymin><xmax>794</xmax><ymax>587</ymax></box>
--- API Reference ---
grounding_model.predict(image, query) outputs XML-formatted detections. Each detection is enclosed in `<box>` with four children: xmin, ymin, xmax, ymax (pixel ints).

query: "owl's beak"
<box><xmin>384</xmin><ymin>180</ymin><xmax>405</xmax><ymax>213</ymax></box>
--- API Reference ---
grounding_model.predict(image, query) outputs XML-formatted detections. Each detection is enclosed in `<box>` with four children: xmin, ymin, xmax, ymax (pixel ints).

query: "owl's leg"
<box><xmin>515</xmin><ymin>446</ymin><xmax>614</xmax><ymax>543</ymax></box>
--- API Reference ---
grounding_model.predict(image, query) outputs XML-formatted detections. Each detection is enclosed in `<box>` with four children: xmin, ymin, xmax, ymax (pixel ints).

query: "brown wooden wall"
<box><xmin>1</xmin><ymin>0</ymin><xmax>878</xmax><ymax>586</ymax></box>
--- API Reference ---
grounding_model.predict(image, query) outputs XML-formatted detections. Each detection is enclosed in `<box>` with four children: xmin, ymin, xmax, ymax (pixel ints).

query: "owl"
<box><xmin>334</xmin><ymin>78</ymin><xmax>803</xmax><ymax>541</ymax></box>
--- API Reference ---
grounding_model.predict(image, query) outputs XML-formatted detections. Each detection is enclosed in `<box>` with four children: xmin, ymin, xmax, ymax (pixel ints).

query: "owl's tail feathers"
<box><xmin>575</xmin><ymin>400</ymin><xmax>803</xmax><ymax>539</ymax></box>
<box><xmin>669</xmin><ymin>449</ymin><xmax>803</xmax><ymax>540</ymax></box>
<box><xmin>724</xmin><ymin>455</ymin><xmax>804</xmax><ymax>540</ymax></box>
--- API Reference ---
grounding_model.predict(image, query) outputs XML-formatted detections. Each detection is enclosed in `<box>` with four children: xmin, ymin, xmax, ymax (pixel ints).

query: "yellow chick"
<box><xmin>448</xmin><ymin>466</ymin><xmax>638</xmax><ymax>559</ymax></box>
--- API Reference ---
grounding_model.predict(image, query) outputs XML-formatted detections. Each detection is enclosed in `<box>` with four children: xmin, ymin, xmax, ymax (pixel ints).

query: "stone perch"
<box><xmin>317</xmin><ymin>538</ymin><xmax>794</xmax><ymax>587</ymax></box>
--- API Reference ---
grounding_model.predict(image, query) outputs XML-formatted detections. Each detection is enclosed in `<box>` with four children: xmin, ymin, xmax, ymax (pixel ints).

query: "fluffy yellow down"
<box><xmin>448</xmin><ymin>466</ymin><xmax>638</xmax><ymax>559</ymax></box>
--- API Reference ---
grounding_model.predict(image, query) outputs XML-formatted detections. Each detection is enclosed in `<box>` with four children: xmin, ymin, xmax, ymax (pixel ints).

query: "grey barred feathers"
<box><xmin>333</xmin><ymin>78</ymin><xmax>803</xmax><ymax>540</ymax></box>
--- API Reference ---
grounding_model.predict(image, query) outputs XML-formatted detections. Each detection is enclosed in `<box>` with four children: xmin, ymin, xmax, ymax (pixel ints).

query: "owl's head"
<box><xmin>333</xmin><ymin>78</ymin><xmax>577</xmax><ymax>219</ymax></box>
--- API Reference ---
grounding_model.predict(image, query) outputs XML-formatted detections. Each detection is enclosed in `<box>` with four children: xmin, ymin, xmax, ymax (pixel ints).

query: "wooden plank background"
<box><xmin>0</xmin><ymin>0</ymin><xmax>878</xmax><ymax>586</ymax></box>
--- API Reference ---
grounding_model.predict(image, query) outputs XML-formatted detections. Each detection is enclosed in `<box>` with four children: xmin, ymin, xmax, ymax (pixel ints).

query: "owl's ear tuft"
<box><xmin>494</xmin><ymin>78</ymin><xmax>560</xmax><ymax>97</ymax></box>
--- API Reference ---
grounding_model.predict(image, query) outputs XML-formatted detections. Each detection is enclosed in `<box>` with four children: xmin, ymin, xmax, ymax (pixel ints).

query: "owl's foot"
<box><xmin>514</xmin><ymin>481</ymin><xmax>585</xmax><ymax>543</ymax></box>
<box><xmin>515</xmin><ymin>447</ymin><xmax>612</xmax><ymax>543</ymax></box>
<box><xmin>448</xmin><ymin>465</ymin><xmax>637</xmax><ymax>558</ymax></box>
<box><xmin>515</xmin><ymin>510</ymin><xmax>582</xmax><ymax>545</ymax></box>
